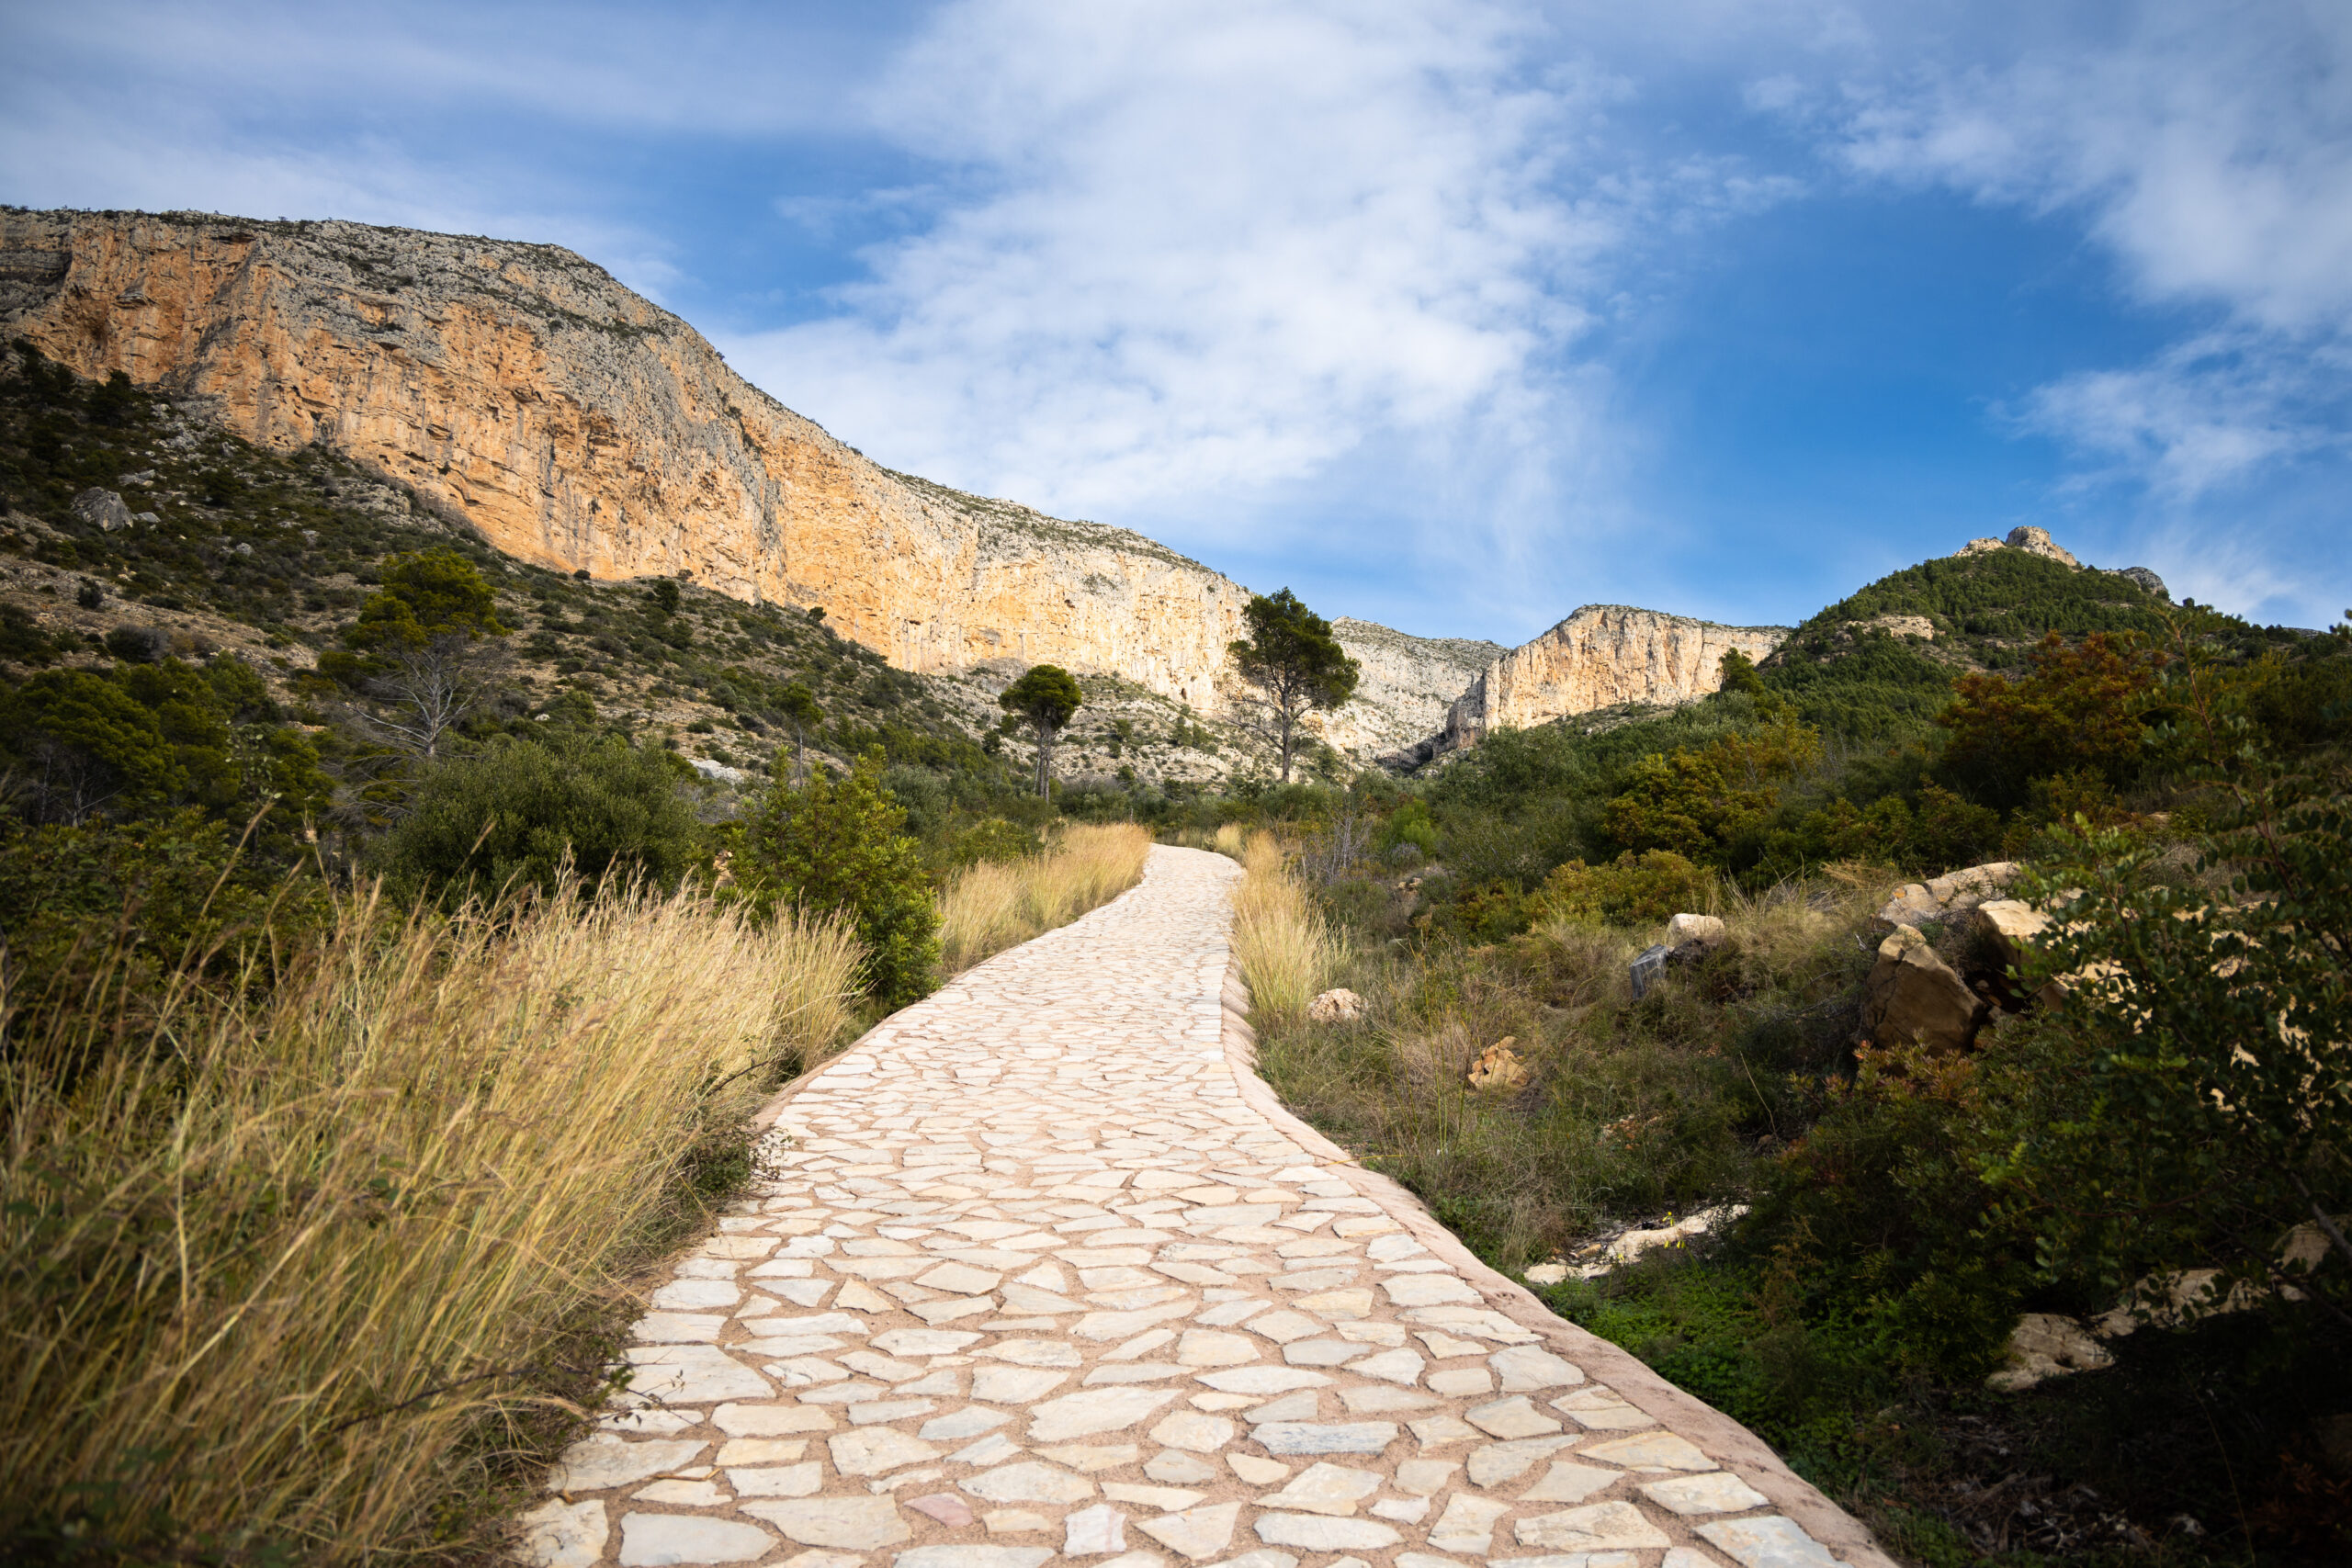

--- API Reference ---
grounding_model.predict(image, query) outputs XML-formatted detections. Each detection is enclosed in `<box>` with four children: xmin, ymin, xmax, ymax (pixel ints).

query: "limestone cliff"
<box><xmin>1323</xmin><ymin>618</ymin><xmax>1508</xmax><ymax>760</ymax></box>
<box><xmin>0</xmin><ymin>209</ymin><xmax>1254</xmax><ymax>711</ymax></box>
<box><xmin>1435</xmin><ymin>604</ymin><xmax>1791</xmax><ymax>753</ymax></box>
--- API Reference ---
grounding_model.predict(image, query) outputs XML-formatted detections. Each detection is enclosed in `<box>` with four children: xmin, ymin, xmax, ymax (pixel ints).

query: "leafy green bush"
<box><xmin>1538</xmin><ymin>850</ymin><xmax>1713</xmax><ymax>926</ymax></box>
<box><xmin>1601</xmin><ymin>715</ymin><xmax>1820</xmax><ymax>863</ymax></box>
<box><xmin>384</xmin><ymin>733</ymin><xmax>698</xmax><ymax>906</ymax></box>
<box><xmin>1975</xmin><ymin>770</ymin><xmax>2350</xmax><ymax>1336</ymax></box>
<box><xmin>1937</xmin><ymin>630</ymin><xmax>2168</xmax><ymax>810</ymax></box>
<box><xmin>733</xmin><ymin>751</ymin><xmax>940</xmax><ymax>1009</ymax></box>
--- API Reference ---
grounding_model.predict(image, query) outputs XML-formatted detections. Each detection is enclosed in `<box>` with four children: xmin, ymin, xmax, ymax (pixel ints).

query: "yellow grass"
<box><xmin>937</xmin><ymin>822</ymin><xmax>1154</xmax><ymax>972</ymax></box>
<box><xmin>0</xmin><ymin>880</ymin><xmax>862</xmax><ymax>1556</ymax></box>
<box><xmin>1231</xmin><ymin>830</ymin><xmax>1347</xmax><ymax>1024</ymax></box>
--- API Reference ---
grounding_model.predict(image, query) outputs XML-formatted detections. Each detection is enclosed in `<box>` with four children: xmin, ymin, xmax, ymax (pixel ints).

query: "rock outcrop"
<box><xmin>1324</xmin><ymin>617</ymin><xmax>1506</xmax><ymax>760</ymax></box>
<box><xmin>1</xmin><ymin>209</ymin><xmax>1268</xmax><ymax>711</ymax></box>
<box><xmin>1954</xmin><ymin>526</ymin><xmax>2169</xmax><ymax>599</ymax></box>
<box><xmin>1433</xmin><ymin>605</ymin><xmax>1790</xmax><ymax>754</ymax></box>
<box><xmin>1860</xmin><ymin>925</ymin><xmax>1984</xmax><ymax>1052</ymax></box>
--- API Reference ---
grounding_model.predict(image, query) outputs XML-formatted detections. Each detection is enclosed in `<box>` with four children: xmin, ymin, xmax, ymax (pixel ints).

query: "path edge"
<box><xmin>1215</xmin><ymin>951</ymin><xmax>1903</xmax><ymax>1568</ymax></box>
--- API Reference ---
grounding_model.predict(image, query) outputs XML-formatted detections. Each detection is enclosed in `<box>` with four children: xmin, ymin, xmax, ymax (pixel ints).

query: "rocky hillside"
<box><xmin>0</xmin><ymin>209</ymin><xmax>1266</xmax><ymax>713</ymax></box>
<box><xmin>1324</xmin><ymin>616</ymin><xmax>1507</xmax><ymax>760</ymax></box>
<box><xmin>1409</xmin><ymin>604</ymin><xmax>1791</xmax><ymax>761</ymax></box>
<box><xmin>0</xmin><ymin>208</ymin><xmax>1826</xmax><ymax>769</ymax></box>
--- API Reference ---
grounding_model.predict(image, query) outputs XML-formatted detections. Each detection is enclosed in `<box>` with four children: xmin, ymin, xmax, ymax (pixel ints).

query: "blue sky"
<box><xmin>5</xmin><ymin>1</ymin><xmax>2347</xmax><ymax>642</ymax></box>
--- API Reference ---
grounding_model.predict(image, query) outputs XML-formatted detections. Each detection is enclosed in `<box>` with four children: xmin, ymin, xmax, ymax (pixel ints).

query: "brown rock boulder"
<box><xmin>1974</xmin><ymin>899</ymin><xmax>2049</xmax><ymax>968</ymax></box>
<box><xmin>1860</xmin><ymin>926</ymin><xmax>1984</xmax><ymax>1051</ymax></box>
<box><xmin>1466</xmin><ymin>1037</ymin><xmax>1530</xmax><ymax>1092</ymax></box>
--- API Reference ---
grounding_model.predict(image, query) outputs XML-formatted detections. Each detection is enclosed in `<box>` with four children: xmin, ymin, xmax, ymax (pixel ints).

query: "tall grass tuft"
<box><xmin>1230</xmin><ymin>831</ymin><xmax>1346</xmax><ymax>1025</ymax></box>
<box><xmin>937</xmin><ymin>822</ymin><xmax>1153</xmax><ymax>972</ymax></box>
<box><xmin>0</xmin><ymin>879</ymin><xmax>862</xmax><ymax>1558</ymax></box>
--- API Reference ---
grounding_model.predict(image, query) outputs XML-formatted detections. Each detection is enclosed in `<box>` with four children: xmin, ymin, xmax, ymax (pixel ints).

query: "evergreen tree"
<box><xmin>999</xmin><ymin>665</ymin><xmax>1083</xmax><ymax>798</ymax></box>
<box><xmin>1227</xmin><ymin>589</ymin><xmax>1359</xmax><ymax>783</ymax></box>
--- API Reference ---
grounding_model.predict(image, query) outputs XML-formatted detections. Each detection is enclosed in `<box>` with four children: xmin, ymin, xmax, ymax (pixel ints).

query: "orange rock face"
<box><xmin>0</xmin><ymin>209</ymin><xmax>1251</xmax><ymax>711</ymax></box>
<box><xmin>1441</xmin><ymin>605</ymin><xmax>1790</xmax><ymax>750</ymax></box>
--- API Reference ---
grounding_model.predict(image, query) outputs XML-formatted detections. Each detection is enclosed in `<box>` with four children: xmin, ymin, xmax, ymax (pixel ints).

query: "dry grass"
<box><xmin>0</xmin><ymin>880</ymin><xmax>862</xmax><ymax>1557</ymax></box>
<box><xmin>1254</xmin><ymin>868</ymin><xmax>1883</xmax><ymax>1271</ymax></box>
<box><xmin>1230</xmin><ymin>831</ymin><xmax>1347</xmax><ymax>1026</ymax></box>
<box><xmin>938</xmin><ymin>822</ymin><xmax>1154</xmax><ymax>972</ymax></box>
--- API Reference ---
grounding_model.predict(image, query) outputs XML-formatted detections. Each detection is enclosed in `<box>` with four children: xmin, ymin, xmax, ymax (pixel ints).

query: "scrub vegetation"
<box><xmin>0</xmin><ymin>348</ymin><xmax>1154</xmax><ymax>1561</ymax></box>
<box><xmin>1223</xmin><ymin>568</ymin><xmax>2352</xmax><ymax>1564</ymax></box>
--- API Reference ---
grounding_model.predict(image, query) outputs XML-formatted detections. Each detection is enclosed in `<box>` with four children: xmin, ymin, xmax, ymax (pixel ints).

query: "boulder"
<box><xmin>1465</xmin><ymin>1037</ymin><xmax>1529</xmax><ymax>1092</ymax></box>
<box><xmin>1975</xmin><ymin>899</ymin><xmax>2048</xmax><ymax>967</ymax></box>
<box><xmin>1927</xmin><ymin>861</ymin><xmax>2020</xmax><ymax>914</ymax></box>
<box><xmin>1986</xmin><ymin>1313</ymin><xmax>2113</xmax><ymax>1393</ymax></box>
<box><xmin>1860</xmin><ymin>926</ymin><xmax>1984</xmax><ymax>1051</ymax></box>
<box><xmin>1875</xmin><ymin>861</ymin><xmax>2022</xmax><ymax>929</ymax></box>
<box><xmin>1664</xmin><ymin>913</ymin><xmax>1726</xmax><ymax>949</ymax></box>
<box><xmin>2118</xmin><ymin>565</ymin><xmax>2170</xmax><ymax>600</ymax></box>
<box><xmin>71</xmin><ymin>487</ymin><xmax>133</xmax><ymax>531</ymax></box>
<box><xmin>1307</xmin><ymin>987</ymin><xmax>1364</xmax><ymax>1024</ymax></box>
<box><xmin>1628</xmin><ymin>944</ymin><xmax>1672</xmax><ymax>1001</ymax></box>
<box><xmin>1873</xmin><ymin>883</ymin><xmax>1940</xmax><ymax>930</ymax></box>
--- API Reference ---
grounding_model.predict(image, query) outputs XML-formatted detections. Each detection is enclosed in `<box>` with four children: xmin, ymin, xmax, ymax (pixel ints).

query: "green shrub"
<box><xmin>934</xmin><ymin>817</ymin><xmax>1038</xmax><ymax>872</ymax></box>
<box><xmin>733</xmin><ymin>751</ymin><xmax>940</xmax><ymax>1009</ymax></box>
<box><xmin>0</xmin><ymin>668</ymin><xmax>182</xmax><ymax>824</ymax></box>
<box><xmin>1601</xmin><ymin>716</ymin><xmax>1820</xmax><ymax>864</ymax></box>
<box><xmin>384</xmin><ymin>733</ymin><xmax>698</xmax><ymax>906</ymax></box>
<box><xmin>1973</xmin><ymin>768</ymin><xmax>2351</xmax><ymax>1337</ymax></box>
<box><xmin>1537</xmin><ymin>850</ymin><xmax>1713</xmax><ymax>927</ymax></box>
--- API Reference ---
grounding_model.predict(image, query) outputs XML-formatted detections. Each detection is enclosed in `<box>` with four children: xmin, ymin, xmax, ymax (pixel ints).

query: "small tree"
<box><xmin>733</xmin><ymin>750</ymin><xmax>939</xmax><ymax>1008</ymax></box>
<box><xmin>320</xmin><ymin>548</ymin><xmax>512</xmax><ymax>761</ymax></box>
<box><xmin>780</xmin><ymin>683</ymin><xmax>825</xmax><ymax>783</ymax></box>
<box><xmin>1227</xmin><ymin>589</ymin><xmax>1360</xmax><ymax>783</ymax></box>
<box><xmin>1000</xmin><ymin>665</ymin><xmax>1083</xmax><ymax>798</ymax></box>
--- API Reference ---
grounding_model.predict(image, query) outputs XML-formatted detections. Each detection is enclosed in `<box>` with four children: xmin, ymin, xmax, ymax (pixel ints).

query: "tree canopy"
<box><xmin>999</xmin><ymin>664</ymin><xmax>1083</xmax><ymax>797</ymax></box>
<box><xmin>1227</xmin><ymin>589</ymin><xmax>1359</xmax><ymax>782</ymax></box>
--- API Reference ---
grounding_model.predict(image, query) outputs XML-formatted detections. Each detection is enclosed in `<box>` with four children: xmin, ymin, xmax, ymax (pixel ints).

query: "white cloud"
<box><xmin>721</xmin><ymin>0</ymin><xmax>1795</xmax><ymax>621</ymax></box>
<box><xmin>2012</xmin><ymin>332</ymin><xmax>2350</xmax><ymax>498</ymax></box>
<box><xmin>1829</xmin><ymin>0</ymin><xmax>2352</xmax><ymax>502</ymax></box>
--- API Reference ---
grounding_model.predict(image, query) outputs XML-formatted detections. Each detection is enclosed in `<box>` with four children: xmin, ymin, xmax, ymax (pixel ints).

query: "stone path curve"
<box><xmin>520</xmin><ymin>846</ymin><xmax>1895</xmax><ymax>1568</ymax></box>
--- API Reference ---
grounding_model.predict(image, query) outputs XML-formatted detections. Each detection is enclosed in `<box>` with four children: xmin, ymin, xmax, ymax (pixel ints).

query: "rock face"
<box><xmin>0</xmin><ymin>209</ymin><xmax>1265</xmax><ymax>712</ymax></box>
<box><xmin>1325</xmin><ymin>617</ymin><xmax>1506</xmax><ymax>760</ymax></box>
<box><xmin>1958</xmin><ymin>525</ymin><xmax>2081</xmax><ymax>569</ymax></box>
<box><xmin>1436</xmin><ymin>605</ymin><xmax>1790</xmax><ymax>753</ymax></box>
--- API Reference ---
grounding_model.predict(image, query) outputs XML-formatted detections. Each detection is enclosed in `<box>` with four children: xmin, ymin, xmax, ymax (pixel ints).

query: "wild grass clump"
<box><xmin>0</xmin><ymin>878</ymin><xmax>861</xmax><ymax>1559</ymax></box>
<box><xmin>1257</xmin><ymin>865</ymin><xmax>1880</xmax><ymax>1273</ymax></box>
<box><xmin>938</xmin><ymin>822</ymin><xmax>1152</xmax><ymax>972</ymax></box>
<box><xmin>1230</xmin><ymin>832</ymin><xmax>1347</xmax><ymax>1027</ymax></box>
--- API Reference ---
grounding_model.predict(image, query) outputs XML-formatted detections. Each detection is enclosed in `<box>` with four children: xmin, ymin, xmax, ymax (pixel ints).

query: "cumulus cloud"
<box><xmin>1833</xmin><ymin>1</ymin><xmax>2352</xmax><ymax>491</ymax></box>
<box><xmin>722</xmin><ymin>0</ymin><xmax>1798</xmax><ymax>620</ymax></box>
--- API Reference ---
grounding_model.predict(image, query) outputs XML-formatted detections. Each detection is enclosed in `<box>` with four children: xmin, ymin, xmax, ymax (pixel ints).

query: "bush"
<box><xmin>1601</xmin><ymin>716</ymin><xmax>1820</xmax><ymax>864</ymax></box>
<box><xmin>734</xmin><ymin>751</ymin><xmax>941</xmax><ymax>1009</ymax></box>
<box><xmin>1973</xmin><ymin>767</ymin><xmax>2351</xmax><ymax>1336</ymax></box>
<box><xmin>1938</xmin><ymin>630</ymin><xmax>2167</xmax><ymax>810</ymax></box>
<box><xmin>384</xmin><ymin>733</ymin><xmax>699</xmax><ymax>906</ymax></box>
<box><xmin>1538</xmin><ymin>850</ymin><xmax>1714</xmax><ymax>927</ymax></box>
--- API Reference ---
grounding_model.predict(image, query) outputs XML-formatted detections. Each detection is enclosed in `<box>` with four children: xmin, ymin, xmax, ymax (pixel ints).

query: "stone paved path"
<box><xmin>520</xmin><ymin>847</ymin><xmax>1894</xmax><ymax>1568</ymax></box>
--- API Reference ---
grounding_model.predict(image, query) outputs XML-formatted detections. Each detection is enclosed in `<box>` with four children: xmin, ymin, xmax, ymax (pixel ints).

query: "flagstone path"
<box><xmin>518</xmin><ymin>847</ymin><xmax>1894</xmax><ymax>1568</ymax></box>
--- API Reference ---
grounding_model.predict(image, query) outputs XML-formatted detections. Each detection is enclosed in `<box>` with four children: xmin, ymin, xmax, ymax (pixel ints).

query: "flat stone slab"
<box><xmin>518</xmin><ymin>848</ymin><xmax>1878</xmax><ymax>1568</ymax></box>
